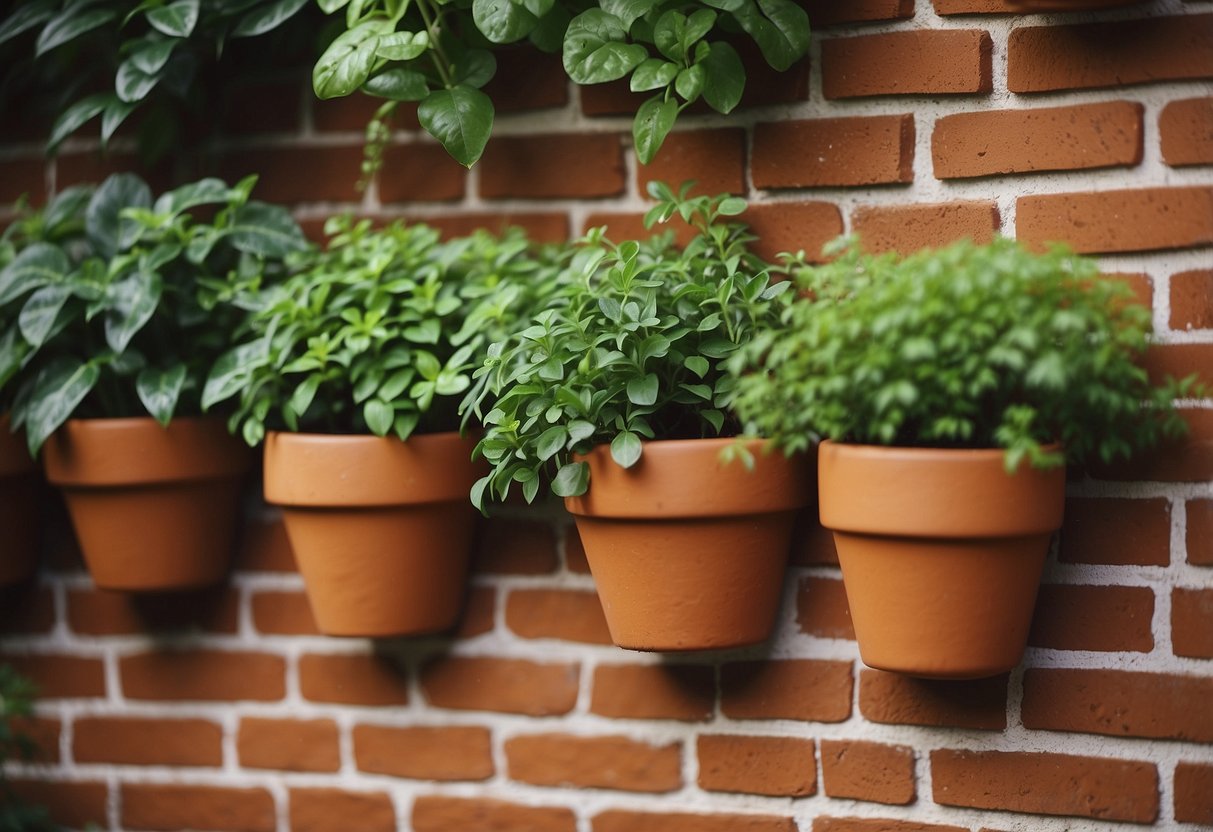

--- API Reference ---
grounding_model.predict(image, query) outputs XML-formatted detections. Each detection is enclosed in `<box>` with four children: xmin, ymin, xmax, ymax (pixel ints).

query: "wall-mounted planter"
<box><xmin>264</xmin><ymin>431</ymin><xmax>482</xmax><ymax>638</ymax></box>
<box><xmin>818</xmin><ymin>441</ymin><xmax>1065</xmax><ymax>679</ymax></box>
<box><xmin>565</xmin><ymin>438</ymin><xmax>812</xmax><ymax>652</ymax></box>
<box><xmin>0</xmin><ymin>415</ymin><xmax>40</xmax><ymax>586</ymax></box>
<box><xmin>42</xmin><ymin>418</ymin><xmax>251</xmax><ymax>591</ymax></box>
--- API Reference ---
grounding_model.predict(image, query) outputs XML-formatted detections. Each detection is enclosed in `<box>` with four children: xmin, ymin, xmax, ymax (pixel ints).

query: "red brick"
<box><xmin>852</xmin><ymin>201</ymin><xmax>999</xmax><ymax>254</ymax></box>
<box><xmin>55</xmin><ymin>152</ymin><xmax>173</xmax><ymax>193</ymax></box>
<box><xmin>235</xmin><ymin>516</ymin><xmax>297</xmax><ymax>572</ymax></box>
<box><xmin>74</xmin><ymin>717</ymin><xmax>222</xmax><ymax>766</ymax></box>
<box><xmin>290</xmin><ymin>789</ymin><xmax>395</xmax><ymax>832</ymax></box>
<box><xmin>1022</xmin><ymin>668</ymin><xmax>1213</xmax><ymax>742</ymax></box>
<box><xmin>1008</xmin><ymin>15</ymin><xmax>1213</xmax><ymax>93</ymax></box>
<box><xmin>0</xmin><ymin>157</ymin><xmax>45</xmax><ymax>204</ymax></box>
<box><xmin>221</xmin><ymin>78</ymin><xmax>301</xmax><ymax>135</ymax></box>
<box><xmin>377</xmin><ymin>142</ymin><xmax>467</xmax><ymax>203</ymax></box>
<box><xmin>1161</xmin><ymin>97</ymin><xmax>1213</xmax><ymax>166</ymax></box>
<box><xmin>933</xmin><ymin>101</ymin><xmax>1142</xmax><ymax>179</ymax></box>
<box><xmin>813</xmin><ymin>818</ymin><xmax>966</xmax><ymax>832</ymax></box>
<box><xmin>804</xmin><ymin>0</ymin><xmax>915</xmax><ymax>25</ymax></box>
<box><xmin>505</xmin><ymin>588</ymin><xmax>611</xmax><ymax>644</ymax></box>
<box><xmin>790</xmin><ymin>509</ymin><xmax>840</xmax><ymax>566</ymax></box>
<box><xmin>421</xmin><ymin>212</ymin><xmax>570</xmax><ymax>244</ymax></box>
<box><xmin>299</xmin><ymin>653</ymin><xmax>410</xmax><ymax>706</ymax></box>
<box><xmin>0</xmin><ymin>653</ymin><xmax>105</xmax><ymax>699</ymax></box>
<box><xmin>239</xmin><ymin>718</ymin><xmax>340</xmax><ymax>772</ymax></box>
<box><xmin>1171</xmin><ymin>270</ymin><xmax>1213</xmax><ymax>330</ymax></box>
<box><xmin>480</xmin><ymin>134</ymin><xmax>625</xmax><ymax>199</ymax></box>
<box><xmin>68</xmin><ymin>586</ymin><xmax>239</xmax><ymax>635</ymax></box>
<box><xmin>582</xmin><ymin>211</ymin><xmax>697</xmax><ymax>248</ymax></box>
<box><xmin>506</xmin><ymin>733</ymin><xmax>681</xmax><ymax>793</ymax></box>
<box><xmin>251</xmin><ymin>591</ymin><xmax>318</xmax><ymax>635</ymax></box>
<box><xmin>1061</xmin><ymin>497</ymin><xmax>1170</xmax><ymax>565</ymax></box>
<box><xmin>859</xmin><ymin>669</ymin><xmax>1007</xmax><ymax>730</ymax></box>
<box><xmin>594</xmin><ymin>811</ymin><xmax>796</xmax><ymax>832</ymax></box>
<box><xmin>797</xmin><ymin>576</ymin><xmax>854</xmax><ymax>640</ymax></box>
<box><xmin>0</xmin><ymin>586</ymin><xmax>54</xmax><ymax>633</ymax></box>
<box><xmin>413</xmin><ymin>796</ymin><xmax>576</xmax><ymax>832</ymax></box>
<box><xmin>120</xmin><ymin>650</ymin><xmax>285</xmax><ymax>702</ymax></box>
<box><xmin>565</xmin><ymin>525</ymin><xmax>590</xmax><ymax>573</ymax></box>
<box><xmin>1107</xmin><ymin>271</ymin><xmax>1153</xmax><ymax>312</ymax></box>
<box><xmin>1189</xmin><ymin>499</ymin><xmax>1213</xmax><ymax>565</ymax></box>
<box><xmin>1029</xmin><ymin>584</ymin><xmax>1154</xmax><ymax>652</ymax></box>
<box><xmin>590</xmin><ymin>663</ymin><xmax>715</xmax><ymax>721</ymax></box>
<box><xmin>697</xmin><ymin>735</ymin><xmax>816</xmax><ymax>797</ymax></box>
<box><xmin>473</xmin><ymin>518</ymin><xmax>559</xmax><ymax>574</ymax></box>
<box><xmin>744</xmin><ymin>201</ymin><xmax>846</xmax><ymax>262</ymax></box>
<box><xmin>220</xmin><ymin>146</ymin><xmax>364</xmax><ymax>204</ymax></box>
<box><xmin>1172</xmin><ymin>587</ymin><xmax>1213</xmax><ymax>658</ymax></box>
<box><xmin>484</xmin><ymin>47</ymin><xmax>568</xmax><ymax>112</ymax></box>
<box><xmin>638</xmin><ymin>128</ymin><xmax>745</xmax><ymax>196</ymax></box>
<box><xmin>931</xmin><ymin>749</ymin><xmax>1159</xmax><ymax>823</ymax></box>
<box><xmin>1142</xmin><ymin>343</ymin><xmax>1213</xmax><ymax>388</ymax></box>
<box><xmin>821</xmin><ymin>739</ymin><xmax>916</xmax><ymax>805</ymax></box>
<box><xmin>1092</xmin><ymin>409</ymin><xmax>1213</xmax><ymax>482</ymax></box>
<box><xmin>721</xmin><ymin>660</ymin><xmax>853</xmax><ymax>722</ymax></box>
<box><xmin>123</xmin><ymin>784</ymin><xmax>276</xmax><ymax>832</ymax></box>
<box><xmin>420</xmin><ymin>656</ymin><xmax>579</xmax><ymax>716</ymax></box>
<box><xmin>1175</xmin><ymin>761</ymin><xmax>1213</xmax><ymax>825</ymax></box>
<box><xmin>456</xmin><ymin>585</ymin><xmax>496</xmax><ymax>638</ymax></box>
<box><xmin>822</xmin><ymin>30</ymin><xmax>992</xmax><ymax>99</ymax></box>
<box><xmin>354</xmin><ymin>724</ymin><xmax>493</xmax><ymax>781</ymax></box>
<box><xmin>1016</xmin><ymin>187</ymin><xmax>1213</xmax><ymax>254</ymax></box>
<box><xmin>754</xmin><ymin>115</ymin><xmax>914</xmax><ymax>189</ymax></box>
<box><xmin>313</xmin><ymin>93</ymin><xmax>418</xmax><ymax>133</ymax></box>
<box><xmin>9</xmin><ymin>780</ymin><xmax>107</xmax><ymax>829</ymax></box>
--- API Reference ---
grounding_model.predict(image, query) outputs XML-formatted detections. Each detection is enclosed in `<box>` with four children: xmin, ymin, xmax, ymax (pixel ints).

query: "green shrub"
<box><xmin>0</xmin><ymin>664</ymin><xmax>55</xmax><ymax>832</ymax></box>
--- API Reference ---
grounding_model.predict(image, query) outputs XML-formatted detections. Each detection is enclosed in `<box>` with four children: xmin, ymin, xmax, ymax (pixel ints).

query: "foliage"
<box><xmin>310</xmin><ymin>0</ymin><xmax>809</xmax><ymax>167</ymax></box>
<box><xmin>0</xmin><ymin>173</ymin><xmax>307</xmax><ymax>455</ymax></box>
<box><xmin>0</xmin><ymin>0</ymin><xmax>317</xmax><ymax>158</ymax></box>
<box><xmin>730</xmin><ymin>236</ymin><xmax>1206</xmax><ymax>471</ymax></box>
<box><xmin>0</xmin><ymin>664</ymin><xmax>56</xmax><ymax>832</ymax></box>
<box><xmin>464</xmin><ymin>181</ymin><xmax>791</xmax><ymax>509</ymax></box>
<box><xmin>204</xmin><ymin>215</ymin><xmax>568</xmax><ymax>445</ymax></box>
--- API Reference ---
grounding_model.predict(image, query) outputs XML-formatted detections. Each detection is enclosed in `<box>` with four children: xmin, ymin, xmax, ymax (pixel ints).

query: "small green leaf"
<box><xmin>136</xmin><ymin>364</ymin><xmax>187</xmax><ymax>426</ymax></box>
<box><xmin>36</xmin><ymin>7</ymin><xmax>117</xmax><ymax>57</ymax></box>
<box><xmin>232</xmin><ymin>0</ymin><xmax>308</xmax><ymax>37</ymax></box>
<box><xmin>364</xmin><ymin>399</ymin><xmax>394</xmax><ymax>435</ymax></box>
<box><xmin>417</xmin><ymin>85</ymin><xmax>494</xmax><ymax>168</ymax></box>
<box><xmin>289</xmin><ymin>375</ymin><xmax>322</xmax><ymax>417</ymax></box>
<box><xmin>146</xmin><ymin>0</ymin><xmax>199</xmax><ymax>37</ymax></box>
<box><xmin>0</xmin><ymin>243</ymin><xmax>69</xmax><ymax>305</ymax></box>
<box><xmin>630</xmin><ymin>58</ymin><xmax>678</xmax><ymax>92</ymax></box>
<box><xmin>227</xmin><ymin>202</ymin><xmax>309</xmax><ymax>257</ymax></box>
<box><xmin>563</xmin><ymin>9</ymin><xmax>648</xmax><ymax>84</ymax></box>
<box><xmin>552</xmin><ymin>460</ymin><xmax>590</xmax><ymax>497</ymax></box>
<box><xmin>537</xmin><ymin>424</ymin><xmax>567</xmax><ymax>460</ymax></box>
<box><xmin>86</xmin><ymin>173</ymin><xmax>152</xmax><ymax>258</ymax></box>
<box><xmin>684</xmin><ymin>355</ymin><xmax>709</xmax><ymax>378</ymax></box>
<box><xmin>47</xmin><ymin>94</ymin><xmax>108</xmax><ymax>152</ymax></box>
<box><xmin>312</xmin><ymin>20</ymin><xmax>390</xmax><ymax>99</ymax></box>
<box><xmin>376</xmin><ymin>30</ymin><xmax>429</xmax><ymax>60</ymax></box>
<box><xmin>626</xmin><ymin>373</ymin><xmax>659</xmax><ymax>406</ymax></box>
<box><xmin>364</xmin><ymin>68</ymin><xmax>430</xmax><ymax>101</ymax></box>
<box><xmin>473</xmin><ymin>0</ymin><xmax>538</xmax><ymax>44</ymax></box>
<box><xmin>610</xmin><ymin>430</ymin><xmax>642</xmax><ymax>467</ymax></box>
<box><xmin>600</xmin><ymin>0</ymin><xmax>657</xmax><ymax>28</ymax></box>
<box><xmin>674</xmin><ymin>64</ymin><xmax>705</xmax><ymax>102</ymax></box>
<box><xmin>632</xmin><ymin>95</ymin><xmax>677</xmax><ymax>164</ymax></box>
<box><xmin>24</xmin><ymin>359</ymin><xmax>100</xmax><ymax>455</ymax></box>
<box><xmin>18</xmin><ymin>284</ymin><xmax>72</xmax><ymax>348</ymax></box>
<box><xmin>105</xmin><ymin>270</ymin><xmax>163</xmax><ymax>353</ymax></box>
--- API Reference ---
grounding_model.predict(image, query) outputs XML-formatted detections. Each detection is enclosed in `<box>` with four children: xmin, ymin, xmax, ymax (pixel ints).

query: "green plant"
<box><xmin>0</xmin><ymin>173</ymin><xmax>307</xmax><ymax>454</ymax></box>
<box><xmin>0</xmin><ymin>664</ymin><xmax>55</xmax><ymax>832</ymax></box>
<box><xmin>730</xmin><ymin>236</ymin><xmax>1205</xmax><ymax>471</ymax></box>
<box><xmin>203</xmin><ymin>215</ymin><xmax>567</xmax><ymax>445</ymax></box>
<box><xmin>464</xmin><ymin>181</ymin><xmax>791</xmax><ymax>509</ymax></box>
<box><xmin>312</xmin><ymin>0</ymin><xmax>809</xmax><ymax>167</ymax></box>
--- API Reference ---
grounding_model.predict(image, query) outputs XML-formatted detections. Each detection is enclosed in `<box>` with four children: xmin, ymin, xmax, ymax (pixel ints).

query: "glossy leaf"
<box><xmin>146</xmin><ymin>0</ymin><xmax>200</xmax><ymax>37</ymax></box>
<box><xmin>104</xmin><ymin>270</ymin><xmax>163</xmax><ymax>353</ymax></box>
<box><xmin>227</xmin><ymin>202</ymin><xmax>310</xmax><ymax>257</ymax></box>
<box><xmin>418</xmin><ymin>85</ymin><xmax>494</xmax><ymax>168</ymax></box>
<box><xmin>0</xmin><ymin>243</ymin><xmax>69</xmax><ymax>306</ymax></box>
<box><xmin>136</xmin><ymin>364</ymin><xmax>187</xmax><ymax>425</ymax></box>
<box><xmin>364</xmin><ymin>68</ymin><xmax>430</xmax><ymax>100</ymax></box>
<box><xmin>232</xmin><ymin>0</ymin><xmax>308</xmax><ymax>37</ymax></box>
<box><xmin>36</xmin><ymin>6</ymin><xmax>116</xmax><ymax>56</ymax></box>
<box><xmin>23</xmin><ymin>359</ymin><xmax>100</xmax><ymax>455</ymax></box>
<box><xmin>86</xmin><ymin>173</ymin><xmax>152</xmax><ymax>259</ymax></box>
<box><xmin>632</xmin><ymin>95</ymin><xmax>677</xmax><ymax>164</ymax></box>
<box><xmin>563</xmin><ymin>10</ymin><xmax>647</xmax><ymax>84</ymax></box>
<box><xmin>312</xmin><ymin>20</ymin><xmax>390</xmax><ymax>99</ymax></box>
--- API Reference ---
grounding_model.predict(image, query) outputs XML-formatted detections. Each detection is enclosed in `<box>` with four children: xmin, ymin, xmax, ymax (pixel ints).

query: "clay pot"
<box><xmin>42</xmin><ymin>418</ymin><xmax>252</xmax><ymax>591</ymax></box>
<box><xmin>565</xmin><ymin>438</ymin><xmax>812</xmax><ymax>652</ymax></box>
<box><xmin>0</xmin><ymin>415</ymin><xmax>40</xmax><ymax>586</ymax></box>
<box><xmin>818</xmin><ymin>440</ymin><xmax>1066</xmax><ymax>679</ymax></box>
<box><xmin>264</xmin><ymin>431</ymin><xmax>483</xmax><ymax>638</ymax></box>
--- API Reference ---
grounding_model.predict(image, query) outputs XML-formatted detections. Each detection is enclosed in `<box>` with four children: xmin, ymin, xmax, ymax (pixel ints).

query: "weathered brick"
<box><xmin>483</xmin><ymin>47</ymin><xmax>568</xmax><ymax>113</ymax></box>
<box><xmin>0</xmin><ymin>653</ymin><xmax>105</xmax><ymax>699</ymax></box>
<box><xmin>1160</xmin><ymin>97</ymin><xmax>1213</xmax><ymax>166</ymax></box>
<box><xmin>698</xmin><ymin>735</ymin><xmax>816</xmax><ymax>797</ymax></box>
<box><xmin>122</xmin><ymin>784</ymin><xmax>276</xmax><ymax>832</ymax></box>
<box><xmin>68</xmin><ymin>586</ymin><xmax>239</xmax><ymax>635</ymax></box>
<box><xmin>1016</xmin><ymin>187</ymin><xmax>1213</xmax><ymax>254</ymax></box>
<box><xmin>505</xmin><ymin>733</ymin><xmax>681</xmax><ymax>793</ymax></box>
<box><xmin>251</xmin><ymin>591</ymin><xmax>319</xmax><ymax>635</ymax></box>
<box><xmin>1175</xmin><ymin>762</ymin><xmax>1213</xmax><ymax>826</ymax></box>
<box><xmin>239</xmin><ymin>718</ymin><xmax>340</xmax><ymax>772</ymax></box>
<box><xmin>1060</xmin><ymin>497</ymin><xmax>1170</xmax><ymax>566</ymax></box>
<box><xmin>1189</xmin><ymin>499</ymin><xmax>1213</xmax><ymax>565</ymax></box>
<box><xmin>354</xmin><ymin>724</ymin><xmax>493</xmax><ymax>781</ymax></box>
<box><xmin>420</xmin><ymin>657</ymin><xmax>579</xmax><ymax>716</ymax></box>
<box><xmin>1028</xmin><ymin>584</ymin><xmax>1154</xmax><ymax>652</ymax></box>
<box><xmin>859</xmin><ymin>669</ymin><xmax>1007</xmax><ymax>730</ymax></box>
<box><xmin>638</xmin><ymin>129</ymin><xmax>746</xmax><ymax>196</ymax></box>
<box><xmin>480</xmin><ymin>134</ymin><xmax>625</xmax><ymax>199</ymax></box>
<box><xmin>590</xmin><ymin>663</ymin><xmax>715</xmax><ymax>721</ymax></box>
<box><xmin>299</xmin><ymin>653</ymin><xmax>410</xmax><ymax>706</ymax></box>
<box><xmin>8</xmin><ymin>780</ymin><xmax>107</xmax><ymax>829</ymax></box>
<box><xmin>219</xmin><ymin>146</ymin><xmax>364</xmax><ymax>204</ymax></box>
<box><xmin>797</xmin><ymin>576</ymin><xmax>854</xmax><ymax>640</ymax></box>
<box><xmin>289</xmin><ymin>789</ymin><xmax>395</xmax><ymax>832</ymax></box>
<box><xmin>594</xmin><ymin>811</ymin><xmax>796</xmax><ymax>832</ymax></box>
<box><xmin>74</xmin><ymin>717</ymin><xmax>222</xmax><ymax>766</ymax></box>
<box><xmin>505</xmin><ymin>588</ymin><xmax>611</xmax><ymax>644</ymax></box>
<box><xmin>413</xmin><ymin>796</ymin><xmax>576</xmax><ymax>832</ymax></box>
<box><xmin>743</xmin><ymin>201</ymin><xmax>846</xmax><ymax>262</ymax></box>
<box><xmin>1172</xmin><ymin>587</ymin><xmax>1213</xmax><ymax>658</ymax></box>
<box><xmin>813</xmin><ymin>819</ymin><xmax>966</xmax><ymax>832</ymax></box>
<box><xmin>721</xmin><ymin>660</ymin><xmax>853</xmax><ymax>722</ymax></box>
<box><xmin>473</xmin><ymin>518</ymin><xmax>559</xmax><ymax>574</ymax></box>
<box><xmin>121</xmin><ymin>651</ymin><xmax>285</xmax><ymax>702</ymax></box>
<box><xmin>822</xmin><ymin>30</ymin><xmax>992</xmax><ymax>98</ymax></box>
<box><xmin>852</xmin><ymin>201</ymin><xmax>999</xmax><ymax>254</ymax></box>
<box><xmin>377</xmin><ymin>142</ymin><xmax>467</xmax><ymax>203</ymax></box>
<box><xmin>1171</xmin><ymin>270</ymin><xmax>1213</xmax><ymax>331</ymax></box>
<box><xmin>753</xmin><ymin>115</ymin><xmax>915</xmax><ymax>189</ymax></box>
<box><xmin>821</xmin><ymin>739</ymin><xmax>916</xmax><ymax>805</ymax></box>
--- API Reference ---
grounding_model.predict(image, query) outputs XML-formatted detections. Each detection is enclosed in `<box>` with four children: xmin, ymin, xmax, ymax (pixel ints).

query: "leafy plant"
<box><xmin>464</xmin><ymin>180</ymin><xmax>791</xmax><ymax>509</ymax></box>
<box><xmin>730</xmin><ymin>236</ymin><xmax>1206</xmax><ymax>471</ymax></box>
<box><xmin>204</xmin><ymin>215</ymin><xmax>567</xmax><ymax>445</ymax></box>
<box><xmin>312</xmin><ymin>0</ymin><xmax>809</xmax><ymax>167</ymax></box>
<box><xmin>0</xmin><ymin>173</ymin><xmax>308</xmax><ymax>454</ymax></box>
<box><xmin>0</xmin><ymin>0</ymin><xmax>317</xmax><ymax>157</ymax></box>
<box><xmin>0</xmin><ymin>664</ymin><xmax>56</xmax><ymax>832</ymax></box>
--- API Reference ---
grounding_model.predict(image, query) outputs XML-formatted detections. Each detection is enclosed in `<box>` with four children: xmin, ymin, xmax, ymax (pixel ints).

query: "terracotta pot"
<box><xmin>43</xmin><ymin>418</ymin><xmax>251</xmax><ymax>591</ymax></box>
<box><xmin>818</xmin><ymin>440</ymin><xmax>1066</xmax><ymax>679</ymax></box>
<box><xmin>565</xmin><ymin>438</ymin><xmax>812</xmax><ymax>652</ymax></box>
<box><xmin>264</xmin><ymin>431</ymin><xmax>483</xmax><ymax>638</ymax></box>
<box><xmin>0</xmin><ymin>415</ymin><xmax>40</xmax><ymax>585</ymax></box>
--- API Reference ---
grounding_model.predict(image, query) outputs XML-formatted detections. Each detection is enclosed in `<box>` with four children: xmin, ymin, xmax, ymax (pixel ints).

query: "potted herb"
<box><xmin>205</xmin><ymin>217</ymin><xmax>560</xmax><ymax>637</ymax></box>
<box><xmin>466</xmin><ymin>182</ymin><xmax>810</xmax><ymax>652</ymax></box>
<box><xmin>731</xmin><ymin>236</ymin><xmax>1203</xmax><ymax>678</ymax></box>
<box><xmin>1</xmin><ymin>173</ymin><xmax>306</xmax><ymax>591</ymax></box>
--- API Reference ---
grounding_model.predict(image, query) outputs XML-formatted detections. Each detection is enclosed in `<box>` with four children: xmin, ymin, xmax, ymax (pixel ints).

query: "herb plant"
<box><xmin>0</xmin><ymin>664</ymin><xmax>55</xmax><ymax>832</ymax></box>
<box><xmin>464</xmin><ymin>181</ymin><xmax>791</xmax><ymax>509</ymax></box>
<box><xmin>204</xmin><ymin>216</ymin><xmax>566</xmax><ymax>446</ymax></box>
<box><xmin>730</xmin><ymin>236</ymin><xmax>1205</xmax><ymax>471</ymax></box>
<box><xmin>0</xmin><ymin>173</ymin><xmax>307</xmax><ymax>454</ymax></box>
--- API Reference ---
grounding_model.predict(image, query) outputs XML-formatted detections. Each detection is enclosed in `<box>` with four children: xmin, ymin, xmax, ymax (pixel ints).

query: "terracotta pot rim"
<box><xmin>266</xmin><ymin>429</ymin><xmax>473</xmax><ymax>444</ymax></box>
<box><xmin>818</xmin><ymin>439</ymin><xmax>1064</xmax><ymax>461</ymax></box>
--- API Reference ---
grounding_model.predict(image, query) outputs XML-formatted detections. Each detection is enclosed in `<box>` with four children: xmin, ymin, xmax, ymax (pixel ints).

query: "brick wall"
<box><xmin>1</xmin><ymin>0</ymin><xmax>1211</xmax><ymax>830</ymax></box>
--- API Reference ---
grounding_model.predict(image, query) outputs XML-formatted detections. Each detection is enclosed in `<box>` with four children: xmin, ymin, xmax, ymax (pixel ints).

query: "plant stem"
<box><xmin>416</xmin><ymin>0</ymin><xmax>454</xmax><ymax>89</ymax></box>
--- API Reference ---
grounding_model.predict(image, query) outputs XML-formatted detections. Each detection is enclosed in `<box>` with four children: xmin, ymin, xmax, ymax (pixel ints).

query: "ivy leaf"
<box><xmin>626</xmin><ymin>373</ymin><xmax>659</xmax><ymax>406</ymax></box>
<box><xmin>105</xmin><ymin>270</ymin><xmax>163</xmax><ymax>354</ymax></box>
<box><xmin>632</xmin><ymin>96</ymin><xmax>677</xmax><ymax>164</ymax></box>
<box><xmin>136</xmin><ymin>364</ymin><xmax>187</xmax><ymax>426</ymax></box>
<box><xmin>23</xmin><ymin>358</ymin><xmax>100</xmax><ymax>455</ymax></box>
<box><xmin>313</xmin><ymin>20</ymin><xmax>391</xmax><ymax>99</ymax></box>
<box><xmin>552</xmin><ymin>461</ymin><xmax>590</xmax><ymax>497</ymax></box>
<box><xmin>610</xmin><ymin>430</ymin><xmax>642</xmax><ymax>467</ymax></box>
<box><xmin>146</xmin><ymin>0</ymin><xmax>199</xmax><ymax>37</ymax></box>
<box><xmin>700</xmin><ymin>41</ymin><xmax>745</xmax><ymax>114</ymax></box>
<box><xmin>232</xmin><ymin>0</ymin><xmax>308</xmax><ymax>37</ymax></box>
<box><xmin>227</xmin><ymin>202</ymin><xmax>309</xmax><ymax>257</ymax></box>
<box><xmin>364</xmin><ymin>68</ymin><xmax>430</xmax><ymax>101</ymax></box>
<box><xmin>473</xmin><ymin>0</ymin><xmax>538</xmax><ymax>44</ymax></box>
<box><xmin>36</xmin><ymin>6</ymin><xmax>117</xmax><ymax>56</ymax></box>
<box><xmin>563</xmin><ymin>9</ymin><xmax>648</xmax><ymax>84</ymax></box>
<box><xmin>418</xmin><ymin>85</ymin><xmax>494</xmax><ymax>168</ymax></box>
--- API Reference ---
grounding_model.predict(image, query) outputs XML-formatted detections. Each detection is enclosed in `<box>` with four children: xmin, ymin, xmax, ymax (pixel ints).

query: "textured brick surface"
<box><xmin>638</xmin><ymin>129</ymin><xmax>746</xmax><ymax>196</ymax></box>
<box><xmin>822</xmin><ymin>30</ymin><xmax>993</xmax><ymax>98</ymax></box>
<box><xmin>1028</xmin><ymin>584</ymin><xmax>1154</xmax><ymax>652</ymax></box>
<box><xmin>420</xmin><ymin>657</ymin><xmax>580</xmax><ymax>716</ymax></box>
<box><xmin>852</xmin><ymin>201</ymin><xmax>999</xmax><ymax>253</ymax></box>
<box><xmin>1160</xmin><ymin>97</ymin><xmax>1213</xmax><ymax>166</ymax></box>
<box><xmin>1171</xmin><ymin>270</ymin><xmax>1213</xmax><ymax>331</ymax></box>
<box><xmin>594</xmin><ymin>811</ymin><xmax>797</xmax><ymax>832</ymax></box>
<box><xmin>299</xmin><ymin>653</ymin><xmax>410</xmax><ymax>705</ymax></box>
<box><xmin>797</xmin><ymin>576</ymin><xmax>855</xmax><ymax>640</ymax></box>
<box><xmin>1175</xmin><ymin>762</ymin><xmax>1213</xmax><ymax>826</ymax></box>
<box><xmin>289</xmin><ymin>789</ymin><xmax>396</xmax><ymax>832</ymax></box>
<box><xmin>354</xmin><ymin>724</ymin><xmax>494</xmax><ymax>781</ymax></box>
<box><xmin>239</xmin><ymin>718</ymin><xmax>340</xmax><ymax>772</ymax></box>
<box><xmin>753</xmin><ymin>115</ymin><xmax>915</xmax><ymax>188</ymax></box>
<box><xmin>505</xmin><ymin>733</ymin><xmax>682</xmax><ymax>793</ymax></box>
<box><xmin>859</xmin><ymin>670</ymin><xmax>1008</xmax><ymax>730</ymax></box>
<box><xmin>413</xmin><ymin>796</ymin><xmax>577</xmax><ymax>832</ymax></box>
<box><xmin>1172</xmin><ymin>587</ymin><xmax>1213</xmax><ymax>658</ymax></box>
<box><xmin>122</xmin><ymin>784</ymin><xmax>277</xmax><ymax>832</ymax></box>
<box><xmin>505</xmin><ymin>588</ymin><xmax>611</xmax><ymax>644</ymax></box>
<box><xmin>721</xmin><ymin>660</ymin><xmax>854</xmax><ymax>722</ymax></box>
<box><xmin>697</xmin><ymin>735</ymin><xmax>816</xmax><ymax>797</ymax></box>
<box><xmin>590</xmin><ymin>663</ymin><xmax>715</xmax><ymax>721</ymax></box>
<box><xmin>120</xmin><ymin>651</ymin><xmax>285</xmax><ymax>702</ymax></box>
<box><xmin>480</xmin><ymin>134</ymin><xmax>626</xmax><ymax>199</ymax></box>
<box><xmin>821</xmin><ymin>739</ymin><xmax>916</xmax><ymax>805</ymax></box>
<box><xmin>1060</xmin><ymin>497</ymin><xmax>1171</xmax><ymax>566</ymax></box>
<box><xmin>1016</xmin><ymin>187</ymin><xmax>1213</xmax><ymax>254</ymax></box>
<box><xmin>74</xmin><ymin>717</ymin><xmax>222</xmax><ymax>766</ymax></box>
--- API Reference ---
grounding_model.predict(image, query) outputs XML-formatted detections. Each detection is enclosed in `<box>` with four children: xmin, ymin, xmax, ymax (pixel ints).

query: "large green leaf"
<box><xmin>104</xmin><ymin>270</ymin><xmax>163</xmax><ymax>354</ymax></box>
<box><xmin>0</xmin><ymin>243</ymin><xmax>69</xmax><ymax>306</ymax></box>
<box><xmin>473</xmin><ymin>0</ymin><xmax>538</xmax><ymax>45</ymax></box>
<box><xmin>610</xmin><ymin>429</ymin><xmax>642</xmax><ymax>467</ymax></box>
<box><xmin>563</xmin><ymin>9</ymin><xmax>648</xmax><ymax>84</ymax></box>
<box><xmin>632</xmin><ymin>96</ymin><xmax>677</xmax><ymax>164</ymax></box>
<box><xmin>227</xmin><ymin>202</ymin><xmax>309</xmax><ymax>257</ymax></box>
<box><xmin>24</xmin><ymin>358</ymin><xmax>100</xmax><ymax>455</ymax></box>
<box><xmin>552</xmin><ymin>460</ymin><xmax>589</xmax><ymax>497</ymax></box>
<box><xmin>152</xmin><ymin>178</ymin><xmax>233</xmax><ymax>217</ymax></box>
<box><xmin>86</xmin><ymin>173</ymin><xmax>152</xmax><ymax>258</ymax></box>
<box><xmin>732</xmin><ymin>0</ymin><xmax>809</xmax><ymax>71</ymax></box>
<box><xmin>136</xmin><ymin>364</ymin><xmax>187</xmax><ymax>425</ymax></box>
<box><xmin>600</xmin><ymin>0</ymin><xmax>656</xmax><ymax>28</ymax></box>
<box><xmin>364</xmin><ymin>68</ymin><xmax>429</xmax><ymax>101</ymax></box>
<box><xmin>17</xmin><ymin>283</ymin><xmax>71</xmax><ymax>348</ymax></box>
<box><xmin>35</xmin><ymin>6</ymin><xmax>117</xmax><ymax>56</ymax></box>
<box><xmin>146</xmin><ymin>0</ymin><xmax>199</xmax><ymax>37</ymax></box>
<box><xmin>0</xmin><ymin>327</ymin><xmax>30</xmax><ymax>390</ymax></box>
<box><xmin>42</xmin><ymin>185</ymin><xmax>95</xmax><ymax>235</ymax></box>
<box><xmin>417</xmin><ymin>85</ymin><xmax>494</xmax><ymax>168</ymax></box>
<box><xmin>312</xmin><ymin>20</ymin><xmax>391</xmax><ymax>99</ymax></box>
<box><xmin>47</xmin><ymin>94</ymin><xmax>108</xmax><ymax>152</ymax></box>
<box><xmin>0</xmin><ymin>0</ymin><xmax>56</xmax><ymax>47</ymax></box>
<box><xmin>232</xmin><ymin>0</ymin><xmax>308</xmax><ymax>37</ymax></box>
<box><xmin>202</xmin><ymin>340</ymin><xmax>269</xmax><ymax>410</ymax></box>
<box><xmin>116</xmin><ymin>39</ymin><xmax>177</xmax><ymax>103</ymax></box>
<box><xmin>700</xmin><ymin>41</ymin><xmax>744</xmax><ymax>114</ymax></box>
